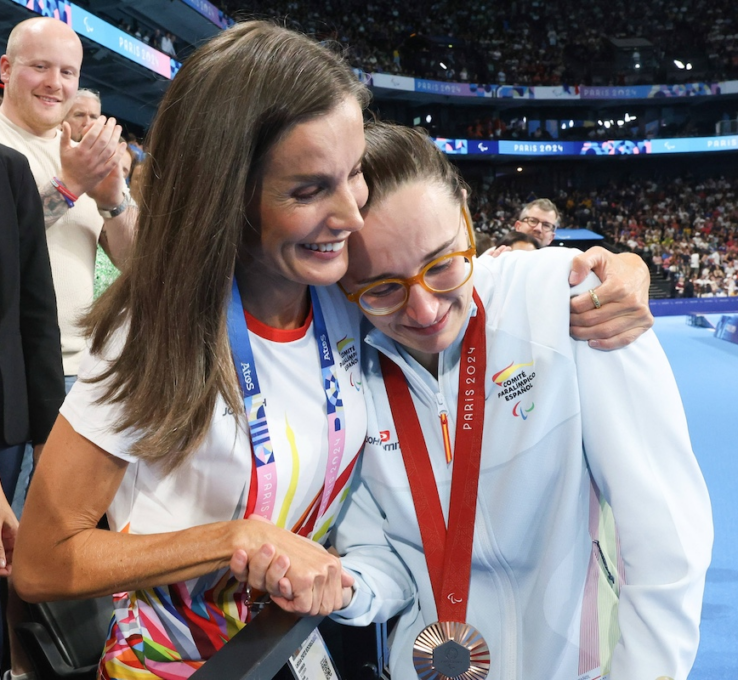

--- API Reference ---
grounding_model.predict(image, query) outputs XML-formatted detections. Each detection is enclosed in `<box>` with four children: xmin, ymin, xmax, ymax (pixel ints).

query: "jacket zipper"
<box><xmin>436</xmin><ymin>392</ymin><xmax>453</xmax><ymax>464</ymax></box>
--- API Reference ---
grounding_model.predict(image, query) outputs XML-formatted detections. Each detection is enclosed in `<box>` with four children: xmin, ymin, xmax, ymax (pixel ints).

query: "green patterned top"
<box><xmin>94</xmin><ymin>244</ymin><xmax>120</xmax><ymax>299</ymax></box>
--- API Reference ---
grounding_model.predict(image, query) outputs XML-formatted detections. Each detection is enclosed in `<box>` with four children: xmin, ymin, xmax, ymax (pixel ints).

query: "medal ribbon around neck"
<box><xmin>227</xmin><ymin>279</ymin><xmax>346</xmax><ymax>528</ymax></box>
<box><xmin>379</xmin><ymin>289</ymin><xmax>486</xmax><ymax>624</ymax></box>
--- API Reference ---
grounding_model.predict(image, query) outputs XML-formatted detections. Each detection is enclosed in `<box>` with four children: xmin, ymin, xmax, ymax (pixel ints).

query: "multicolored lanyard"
<box><xmin>227</xmin><ymin>279</ymin><xmax>346</xmax><ymax>526</ymax></box>
<box><xmin>379</xmin><ymin>289</ymin><xmax>486</xmax><ymax>623</ymax></box>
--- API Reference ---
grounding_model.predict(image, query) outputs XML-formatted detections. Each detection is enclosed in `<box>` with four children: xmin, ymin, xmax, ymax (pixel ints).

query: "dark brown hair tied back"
<box><xmin>82</xmin><ymin>21</ymin><xmax>369</xmax><ymax>473</ymax></box>
<box><xmin>362</xmin><ymin>121</ymin><xmax>468</xmax><ymax>209</ymax></box>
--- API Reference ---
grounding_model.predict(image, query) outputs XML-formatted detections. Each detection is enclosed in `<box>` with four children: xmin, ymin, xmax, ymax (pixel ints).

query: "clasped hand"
<box><xmin>230</xmin><ymin>515</ymin><xmax>354</xmax><ymax>616</ymax></box>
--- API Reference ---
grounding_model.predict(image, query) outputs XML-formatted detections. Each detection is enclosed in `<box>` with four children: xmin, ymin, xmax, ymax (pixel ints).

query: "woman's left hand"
<box><xmin>229</xmin><ymin>544</ymin><xmax>292</xmax><ymax>598</ymax></box>
<box><xmin>569</xmin><ymin>247</ymin><xmax>653</xmax><ymax>350</ymax></box>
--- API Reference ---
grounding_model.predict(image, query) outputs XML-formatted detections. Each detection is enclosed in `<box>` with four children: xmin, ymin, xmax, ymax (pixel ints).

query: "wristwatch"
<box><xmin>98</xmin><ymin>191</ymin><xmax>134</xmax><ymax>219</ymax></box>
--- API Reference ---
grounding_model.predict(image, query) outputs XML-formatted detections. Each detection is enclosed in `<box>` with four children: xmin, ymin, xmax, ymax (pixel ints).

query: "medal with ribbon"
<box><xmin>380</xmin><ymin>289</ymin><xmax>490</xmax><ymax>680</ymax></box>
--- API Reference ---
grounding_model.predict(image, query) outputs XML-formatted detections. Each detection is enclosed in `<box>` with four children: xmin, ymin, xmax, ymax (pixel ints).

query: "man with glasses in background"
<box><xmin>513</xmin><ymin>197</ymin><xmax>559</xmax><ymax>247</ymax></box>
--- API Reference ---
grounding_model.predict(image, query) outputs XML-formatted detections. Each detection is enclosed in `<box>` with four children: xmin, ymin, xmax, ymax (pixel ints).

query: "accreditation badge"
<box><xmin>288</xmin><ymin>628</ymin><xmax>340</xmax><ymax>680</ymax></box>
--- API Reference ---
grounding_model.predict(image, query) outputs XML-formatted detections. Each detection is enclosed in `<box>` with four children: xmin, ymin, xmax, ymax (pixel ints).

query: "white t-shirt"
<box><xmin>60</xmin><ymin>284</ymin><xmax>367</xmax><ymax>671</ymax></box>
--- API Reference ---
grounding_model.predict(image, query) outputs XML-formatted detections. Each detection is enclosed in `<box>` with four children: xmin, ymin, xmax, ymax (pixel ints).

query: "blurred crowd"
<box><xmin>94</xmin><ymin>0</ymin><xmax>738</xmax><ymax>88</ymax></box>
<box><xmin>213</xmin><ymin>0</ymin><xmax>738</xmax><ymax>85</ymax></box>
<box><xmin>460</xmin><ymin>115</ymin><xmax>709</xmax><ymax>143</ymax></box>
<box><xmin>471</xmin><ymin>174</ymin><xmax>738</xmax><ymax>297</ymax></box>
<box><xmin>98</xmin><ymin>0</ymin><xmax>738</xmax><ymax>86</ymax></box>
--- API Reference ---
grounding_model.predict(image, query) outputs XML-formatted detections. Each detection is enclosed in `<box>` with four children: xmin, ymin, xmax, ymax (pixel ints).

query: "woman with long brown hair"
<box><xmin>14</xmin><ymin>20</ymin><xmax>655</xmax><ymax>680</ymax></box>
<box><xmin>14</xmin><ymin>21</ymin><xmax>370</xmax><ymax>677</ymax></box>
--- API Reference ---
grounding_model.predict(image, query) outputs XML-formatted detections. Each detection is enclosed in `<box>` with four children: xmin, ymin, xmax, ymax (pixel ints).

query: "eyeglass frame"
<box><xmin>339</xmin><ymin>205</ymin><xmax>476</xmax><ymax>316</ymax></box>
<box><xmin>518</xmin><ymin>215</ymin><xmax>558</xmax><ymax>233</ymax></box>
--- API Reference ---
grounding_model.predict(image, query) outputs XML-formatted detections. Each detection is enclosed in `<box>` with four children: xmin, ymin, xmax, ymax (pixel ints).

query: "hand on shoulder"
<box><xmin>569</xmin><ymin>247</ymin><xmax>653</xmax><ymax>350</ymax></box>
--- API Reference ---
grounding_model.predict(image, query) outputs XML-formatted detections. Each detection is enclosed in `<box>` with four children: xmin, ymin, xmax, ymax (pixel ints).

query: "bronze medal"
<box><xmin>413</xmin><ymin>621</ymin><xmax>490</xmax><ymax>680</ymax></box>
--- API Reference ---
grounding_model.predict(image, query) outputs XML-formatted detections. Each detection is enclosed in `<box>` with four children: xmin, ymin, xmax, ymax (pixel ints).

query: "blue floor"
<box><xmin>653</xmin><ymin>316</ymin><xmax>738</xmax><ymax>678</ymax></box>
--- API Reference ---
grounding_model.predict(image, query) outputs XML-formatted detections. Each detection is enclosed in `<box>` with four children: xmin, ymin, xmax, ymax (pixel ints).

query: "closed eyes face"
<box><xmin>341</xmin><ymin>180</ymin><xmax>474</xmax><ymax>360</ymax></box>
<box><xmin>247</xmin><ymin>97</ymin><xmax>368</xmax><ymax>294</ymax></box>
<box><xmin>341</xmin><ymin>208</ymin><xmax>475</xmax><ymax>315</ymax></box>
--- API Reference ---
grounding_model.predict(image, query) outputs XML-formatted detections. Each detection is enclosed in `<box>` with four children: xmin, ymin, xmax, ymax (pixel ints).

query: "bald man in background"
<box><xmin>0</xmin><ymin>17</ymin><xmax>136</xmax><ymax>390</ymax></box>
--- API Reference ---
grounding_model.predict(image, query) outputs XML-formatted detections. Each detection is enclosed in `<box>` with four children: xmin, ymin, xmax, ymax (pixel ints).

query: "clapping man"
<box><xmin>0</xmin><ymin>17</ymin><xmax>136</xmax><ymax>391</ymax></box>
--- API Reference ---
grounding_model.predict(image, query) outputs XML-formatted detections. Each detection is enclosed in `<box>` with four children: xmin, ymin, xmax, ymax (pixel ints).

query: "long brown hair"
<box><xmin>83</xmin><ymin>22</ymin><xmax>369</xmax><ymax>473</ymax></box>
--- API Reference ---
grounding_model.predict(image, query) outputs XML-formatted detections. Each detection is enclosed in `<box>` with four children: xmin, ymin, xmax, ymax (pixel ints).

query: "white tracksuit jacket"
<box><xmin>332</xmin><ymin>248</ymin><xmax>713</xmax><ymax>680</ymax></box>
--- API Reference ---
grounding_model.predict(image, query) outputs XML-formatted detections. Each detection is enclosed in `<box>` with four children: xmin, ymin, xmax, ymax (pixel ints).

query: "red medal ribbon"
<box><xmin>379</xmin><ymin>289</ymin><xmax>486</xmax><ymax>623</ymax></box>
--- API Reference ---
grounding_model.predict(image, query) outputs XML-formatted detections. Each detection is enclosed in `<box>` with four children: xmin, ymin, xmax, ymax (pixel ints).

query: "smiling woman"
<box><xmin>13</xmin><ymin>21</ymin><xmax>370</xmax><ymax>679</ymax></box>
<box><xmin>11</xmin><ymin>18</ymin><xmax>673</xmax><ymax>680</ymax></box>
<box><xmin>241</xmin><ymin>97</ymin><xmax>367</xmax><ymax>328</ymax></box>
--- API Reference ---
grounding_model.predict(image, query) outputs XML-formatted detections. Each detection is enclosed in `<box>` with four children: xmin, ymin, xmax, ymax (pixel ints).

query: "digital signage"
<box><xmin>434</xmin><ymin>135</ymin><xmax>738</xmax><ymax>157</ymax></box>
<box><xmin>11</xmin><ymin>0</ymin><xmax>181</xmax><ymax>79</ymax></box>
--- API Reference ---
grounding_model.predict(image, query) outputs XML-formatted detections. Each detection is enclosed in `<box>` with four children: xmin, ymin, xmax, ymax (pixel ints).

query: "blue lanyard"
<box><xmin>227</xmin><ymin>279</ymin><xmax>346</xmax><ymax>524</ymax></box>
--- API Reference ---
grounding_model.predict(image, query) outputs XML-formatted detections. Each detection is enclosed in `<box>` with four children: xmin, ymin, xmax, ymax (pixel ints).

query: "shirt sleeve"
<box><xmin>574</xmin><ymin>329</ymin><xmax>713</xmax><ymax>679</ymax></box>
<box><xmin>331</xmin><ymin>461</ymin><xmax>417</xmax><ymax>626</ymax></box>
<box><xmin>60</xmin><ymin>331</ymin><xmax>140</xmax><ymax>463</ymax></box>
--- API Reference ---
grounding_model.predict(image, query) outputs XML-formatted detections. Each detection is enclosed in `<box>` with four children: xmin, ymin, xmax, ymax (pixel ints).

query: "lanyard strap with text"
<box><xmin>379</xmin><ymin>289</ymin><xmax>486</xmax><ymax>623</ymax></box>
<box><xmin>227</xmin><ymin>280</ymin><xmax>346</xmax><ymax>527</ymax></box>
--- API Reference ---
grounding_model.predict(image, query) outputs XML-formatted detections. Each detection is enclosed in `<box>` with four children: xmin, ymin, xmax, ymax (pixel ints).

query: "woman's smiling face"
<box><xmin>252</xmin><ymin>97</ymin><xmax>368</xmax><ymax>292</ymax></box>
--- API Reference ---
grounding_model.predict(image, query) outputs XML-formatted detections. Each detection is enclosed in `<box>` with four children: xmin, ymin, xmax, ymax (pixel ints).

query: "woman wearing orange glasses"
<box><xmin>329</xmin><ymin>122</ymin><xmax>712</xmax><ymax>680</ymax></box>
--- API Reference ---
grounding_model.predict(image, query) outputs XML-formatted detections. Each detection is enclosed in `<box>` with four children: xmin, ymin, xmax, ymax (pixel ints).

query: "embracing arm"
<box><xmin>330</xmin><ymin>471</ymin><xmax>417</xmax><ymax>626</ymax></box>
<box><xmin>14</xmin><ymin>416</ymin><xmax>345</xmax><ymax>615</ymax></box>
<box><xmin>488</xmin><ymin>245</ymin><xmax>652</xmax><ymax>350</ymax></box>
<box><xmin>569</xmin><ymin>247</ymin><xmax>653</xmax><ymax>350</ymax></box>
<box><xmin>575</xmin><ymin>333</ymin><xmax>712</xmax><ymax>679</ymax></box>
